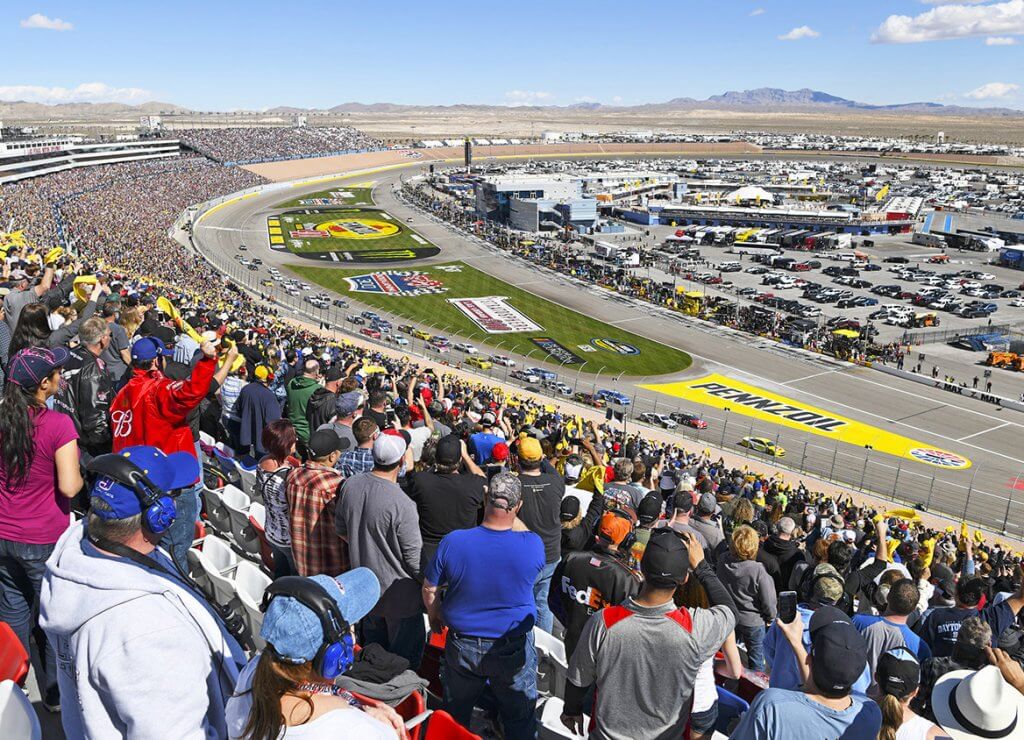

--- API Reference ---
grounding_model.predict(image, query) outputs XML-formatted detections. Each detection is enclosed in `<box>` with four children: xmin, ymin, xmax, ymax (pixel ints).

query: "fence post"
<box><xmin>962</xmin><ymin>466</ymin><xmax>979</xmax><ymax>521</ymax></box>
<box><xmin>925</xmin><ymin>475</ymin><xmax>936</xmax><ymax>510</ymax></box>
<box><xmin>892</xmin><ymin>458</ymin><xmax>903</xmax><ymax>502</ymax></box>
<box><xmin>800</xmin><ymin>441</ymin><xmax>808</xmax><ymax>471</ymax></box>
<box><xmin>829</xmin><ymin>444</ymin><xmax>839</xmax><ymax>481</ymax></box>
<box><xmin>1004</xmin><ymin>476</ymin><xmax>1019</xmax><ymax>534</ymax></box>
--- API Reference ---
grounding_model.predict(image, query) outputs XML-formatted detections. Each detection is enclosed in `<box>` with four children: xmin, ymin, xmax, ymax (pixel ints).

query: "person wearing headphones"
<box><xmin>39</xmin><ymin>446</ymin><xmax>247</xmax><ymax>739</ymax></box>
<box><xmin>226</xmin><ymin>570</ymin><xmax>406</xmax><ymax>739</ymax></box>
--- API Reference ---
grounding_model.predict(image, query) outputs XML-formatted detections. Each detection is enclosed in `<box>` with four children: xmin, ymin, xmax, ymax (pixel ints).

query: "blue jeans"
<box><xmin>737</xmin><ymin>623</ymin><xmax>766</xmax><ymax>672</ymax></box>
<box><xmin>533</xmin><ymin>561</ymin><xmax>557</xmax><ymax>633</ymax></box>
<box><xmin>0</xmin><ymin>538</ymin><xmax>57</xmax><ymax>704</ymax></box>
<box><xmin>442</xmin><ymin>631</ymin><xmax>537</xmax><ymax>740</ymax></box>
<box><xmin>360</xmin><ymin>613</ymin><xmax>425</xmax><ymax>670</ymax></box>
<box><xmin>163</xmin><ymin>481</ymin><xmax>201</xmax><ymax>573</ymax></box>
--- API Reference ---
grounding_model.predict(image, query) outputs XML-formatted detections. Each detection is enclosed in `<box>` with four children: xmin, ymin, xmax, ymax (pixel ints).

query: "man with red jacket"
<box><xmin>110</xmin><ymin>336</ymin><xmax>236</xmax><ymax>569</ymax></box>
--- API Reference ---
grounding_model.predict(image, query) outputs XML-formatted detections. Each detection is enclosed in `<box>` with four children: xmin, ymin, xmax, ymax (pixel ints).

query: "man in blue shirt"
<box><xmin>730</xmin><ymin>607</ymin><xmax>882</xmax><ymax>739</ymax></box>
<box><xmin>467</xmin><ymin>412</ymin><xmax>504</xmax><ymax>465</ymax></box>
<box><xmin>852</xmin><ymin>578</ymin><xmax>931</xmax><ymax>697</ymax></box>
<box><xmin>422</xmin><ymin>472</ymin><xmax>544</xmax><ymax>740</ymax></box>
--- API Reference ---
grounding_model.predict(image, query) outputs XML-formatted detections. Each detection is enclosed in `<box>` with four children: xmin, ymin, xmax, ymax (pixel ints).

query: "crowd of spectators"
<box><xmin>0</xmin><ymin>154</ymin><xmax>1022</xmax><ymax>739</ymax></box>
<box><xmin>175</xmin><ymin>126</ymin><xmax>385</xmax><ymax>163</ymax></box>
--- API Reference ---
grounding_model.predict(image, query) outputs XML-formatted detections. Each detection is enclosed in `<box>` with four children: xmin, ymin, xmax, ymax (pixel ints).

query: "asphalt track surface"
<box><xmin>192</xmin><ymin>162</ymin><xmax>1024</xmax><ymax>540</ymax></box>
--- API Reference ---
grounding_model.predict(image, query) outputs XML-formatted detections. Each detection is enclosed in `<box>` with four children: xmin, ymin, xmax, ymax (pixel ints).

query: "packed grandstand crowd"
<box><xmin>175</xmin><ymin>126</ymin><xmax>385</xmax><ymax>163</ymax></box>
<box><xmin>0</xmin><ymin>141</ymin><xmax>1021</xmax><ymax>740</ymax></box>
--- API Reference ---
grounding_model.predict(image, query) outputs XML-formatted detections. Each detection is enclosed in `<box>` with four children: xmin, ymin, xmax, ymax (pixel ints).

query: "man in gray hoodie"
<box><xmin>39</xmin><ymin>446</ymin><xmax>246</xmax><ymax>739</ymax></box>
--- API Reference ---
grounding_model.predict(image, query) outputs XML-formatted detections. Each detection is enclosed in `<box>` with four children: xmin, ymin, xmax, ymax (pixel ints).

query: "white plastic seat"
<box><xmin>234</xmin><ymin>560</ymin><xmax>272</xmax><ymax>649</ymax></box>
<box><xmin>199</xmin><ymin>431</ymin><xmax>216</xmax><ymax>448</ymax></box>
<box><xmin>534</xmin><ymin>627</ymin><xmax>569</xmax><ymax>698</ymax></box>
<box><xmin>538</xmin><ymin>697</ymin><xmax>588</xmax><ymax>739</ymax></box>
<box><xmin>187</xmin><ymin>547</ymin><xmax>210</xmax><ymax>592</ymax></box>
<box><xmin>0</xmin><ymin>679</ymin><xmax>41</xmax><ymax>740</ymax></box>
<box><xmin>221</xmin><ymin>485</ymin><xmax>252</xmax><ymax>547</ymax></box>
<box><xmin>198</xmin><ymin>536</ymin><xmax>239</xmax><ymax>607</ymax></box>
<box><xmin>236</xmin><ymin>460</ymin><xmax>258</xmax><ymax>500</ymax></box>
<box><xmin>237</xmin><ymin>502</ymin><xmax>265</xmax><ymax>560</ymax></box>
<box><xmin>202</xmin><ymin>486</ymin><xmax>229</xmax><ymax>535</ymax></box>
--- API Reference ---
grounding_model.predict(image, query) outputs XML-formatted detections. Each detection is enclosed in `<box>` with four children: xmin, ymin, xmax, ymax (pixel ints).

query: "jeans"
<box><xmin>737</xmin><ymin>623</ymin><xmax>766</xmax><ymax>672</ymax></box>
<box><xmin>163</xmin><ymin>481</ymin><xmax>202</xmax><ymax>573</ymax></box>
<box><xmin>0</xmin><ymin>538</ymin><xmax>57</xmax><ymax>704</ymax></box>
<box><xmin>269</xmin><ymin>543</ymin><xmax>296</xmax><ymax>579</ymax></box>
<box><xmin>690</xmin><ymin>702</ymin><xmax>719</xmax><ymax>737</ymax></box>
<box><xmin>533</xmin><ymin>561</ymin><xmax>558</xmax><ymax>633</ymax></box>
<box><xmin>359</xmin><ymin>613</ymin><xmax>425</xmax><ymax>670</ymax></box>
<box><xmin>442</xmin><ymin>631</ymin><xmax>537</xmax><ymax>740</ymax></box>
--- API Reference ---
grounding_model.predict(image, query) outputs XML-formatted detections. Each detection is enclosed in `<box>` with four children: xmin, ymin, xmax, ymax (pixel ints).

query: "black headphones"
<box><xmin>261</xmin><ymin>577</ymin><xmax>355</xmax><ymax>680</ymax></box>
<box><xmin>606</xmin><ymin>507</ymin><xmax>637</xmax><ymax>554</ymax></box>
<box><xmin>86</xmin><ymin>454</ymin><xmax>178</xmax><ymax>534</ymax></box>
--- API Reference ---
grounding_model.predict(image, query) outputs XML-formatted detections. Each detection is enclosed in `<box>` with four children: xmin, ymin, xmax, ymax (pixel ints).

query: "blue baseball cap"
<box><xmin>260</xmin><ymin>569</ymin><xmax>381</xmax><ymax>662</ymax></box>
<box><xmin>7</xmin><ymin>346</ymin><xmax>70</xmax><ymax>387</ymax></box>
<box><xmin>89</xmin><ymin>446</ymin><xmax>200</xmax><ymax>520</ymax></box>
<box><xmin>130</xmin><ymin>337</ymin><xmax>174</xmax><ymax>362</ymax></box>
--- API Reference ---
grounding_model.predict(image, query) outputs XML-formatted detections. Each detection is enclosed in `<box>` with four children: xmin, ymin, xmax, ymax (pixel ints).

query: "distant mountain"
<box><xmin>1</xmin><ymin>88</ymin><xmax>1021</xmax><ymax>120</ymax></box>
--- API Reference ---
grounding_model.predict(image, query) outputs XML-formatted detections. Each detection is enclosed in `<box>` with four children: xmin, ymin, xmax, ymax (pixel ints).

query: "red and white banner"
<box><xmin>447</xmin><ymin>296</ymin><xmax>542</xmax><ymax>334</ymax></box>
<box><xmin>290</xmin><ymin>229</ymin><xmax>328</xmax><ymax>238</ymax></box>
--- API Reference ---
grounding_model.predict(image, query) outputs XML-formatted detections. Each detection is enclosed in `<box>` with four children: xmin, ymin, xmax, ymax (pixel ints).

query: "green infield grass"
<box><xmin>287</xmin><ymin>261</ymin><xmax>692</xmax><ymax>376</ymax></box>
<box><xmin>275</xmin><ymin>186</ymin><xmax>374</xmax><ymax>208</ymax></box>
<box><xmin>273</xmin><ymin>207</ymin><xmax>438</xmax><ymax>261</ymax></box>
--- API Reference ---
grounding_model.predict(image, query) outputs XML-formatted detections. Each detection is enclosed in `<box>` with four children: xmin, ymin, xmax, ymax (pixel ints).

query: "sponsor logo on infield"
<box><xmin>591</xmin><ymin>338</ymin><xmax>641</xmax><ymax>355</ymax></box>
<box><xmin>447</xmin><ymin>296</ymin><xmax>543</xmax><ymax>334</ymax></box>
<box><xmin>531</xmin><ymin>337</ymin><xmax>585</xmax><ymax>365</ymax></box>
<box><xmin>345</xmin><ymin>272</ymin><xmax>447</xmax><ymax>296</ymax></box>
<box><xmin>908</xmin><ymin>448</ymin><xmax>970</xmax><ymax>469</ymax></box>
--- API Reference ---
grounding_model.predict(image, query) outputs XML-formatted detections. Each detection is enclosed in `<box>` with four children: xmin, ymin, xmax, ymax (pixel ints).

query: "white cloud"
<box><xmin>0</xmin><ymin>82</ymin><xmax>155</xmax><ymax>105</ymax></box>
<box><xmin>750</xmin><ymin>8</ymin><xmax>766</xmax><ymax>16</ymax></box>
<box><xmin>503</xmin><ymin>90</ymin><xmax>554</xmax><ymax>105</ymax></box>
<box><xmin>873</xmin><ymin>0</ymin><xmax>1024</xmax><ymax>43</ymax></box>
<box><xmin>986</xmin><ymin>34</ymin><xmax>1018</xmax><ymax>43</ymax></box>
<box><xmin>20</xmin><ymin>13</ymin><xmax>73</xmax><ymax>31</ymax></box>
<box><xmin>964</xmin><ymin>81</ymin><xmax>1020</xmax><ymax>98</ymax></box>
<box><xmin>611</xmin><ymin>95</ymin><xmax>623</xmax><ymax>104</ymax></box>
<box><xmin>573</xmin><ymin>96</ymin><xmax>598</xmax><ymax>103</ymax></box>
<box><xmin>778</xmin><ymin>25</ymin><xmax>820</xmax><ymax>40</ymax></box>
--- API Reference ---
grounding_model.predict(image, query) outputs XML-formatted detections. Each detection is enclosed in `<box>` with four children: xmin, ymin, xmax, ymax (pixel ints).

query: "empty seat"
<box><xmin>221</xmin><ymin>485</ymin><xmax>252</xmax><ymax>547</ymax></box>
<box><xmin>199</xmin><ymin>431</ymin><xmax>216</xmax><ymax>448</ymax></box>
<box><xmin>187</xmin><ymin>547</ymin><xmax>210</xmax><ymax>593</ymax></box>
<box><xmin>237</xmin><ymin>502</ymin><xmax>264</xmax><ymax>561</ymax></box>
<box><xmin>534</xmin><ymin>627</ymin><xmax>568</xmax><ymax>698</ymax></box>
<box><xmin>0</xmin><ymin>679</ymin><xmax>41</xmax><ymax>740</ymax></box>
<box><xmin>538</xmin><ymin>697</ymin><xmax>589</xmax><ymax>739</ymax></box>
<box><xmin>197</xmin><ymin>536</ymin><xmax>239</xmax><ymax>607</ymax></box>
<box><xmin>236</xmin><ymin>460</ymin><xmax>258</xmax><ymax>500</ymax></box>
<box><xmin>202</xmin><ymin>486</ymin><xmax>229</xmax><ymax>535</ymax></box>
<box><xmin>246</xmin><ymin>505</ymin><xmax>277</xmax><ymax>572</ymax></box>
<box><xmin>0</xmin><ymin>623</ymin><xmax>29</xmax><ymax>686</ymax></box>
<box><xmin>715</xmin><ymin>685</ymin><xmax>749</xmax><ymax>735</ymax></box>
<box><xmin>234</xmin><ymin>560</ymin><xmax>272</xmax><ymax>649</ymax></box>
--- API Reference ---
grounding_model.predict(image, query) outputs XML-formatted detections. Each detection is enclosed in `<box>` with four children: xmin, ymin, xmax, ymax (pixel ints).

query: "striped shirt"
<box><xmin>285</xmin><ymin>462</ymin><xmax>348</xmax><ymax>577</ymax></box>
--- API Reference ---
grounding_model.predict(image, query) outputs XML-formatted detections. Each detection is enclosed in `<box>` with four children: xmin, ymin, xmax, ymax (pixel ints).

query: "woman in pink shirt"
<box><xmin>0</xmin><ymin>347</ymin><xmax>82</xmax><ymax>711</ymax></box>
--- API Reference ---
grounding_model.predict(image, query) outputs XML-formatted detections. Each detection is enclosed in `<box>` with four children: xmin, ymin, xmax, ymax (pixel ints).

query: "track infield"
<box><xmin>287</xmin><ymin>261</ymin><xmax>693</xmax><ymax>376</ymax></box>
<box><xmin>274</xmin><ymin>185</ymin><xmax>375</xmax><ymax>208</ymax></box>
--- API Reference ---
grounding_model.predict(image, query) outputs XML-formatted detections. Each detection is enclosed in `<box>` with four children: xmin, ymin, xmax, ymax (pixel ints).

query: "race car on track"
<box><xmin>412</xmin><ymin>329</ymin><xmax>432</xmax><ymax>341</ymax></box>
<box><xmin>739</xmin><ymin>437</ymin><xmax>786</xmax><ymax>457</ymax></box>
<box><xmin>596</xmin><ymin>389</ymin><xmax>631</xmax><ymax>406</ymax></box>
<box><xmin>638</xmin><ymin>412</ymin><xmax>678</xmax><ymax>429</ymax></box>
<box><xmin>359</xmin><ymin>328</ymin><xmax>381</xmax><ymax>340</ymax></box>
<box><xmin>489</xmin><ymin>355</ymin><xmax>516</xmax><ymax>367</ymax></box>
<box><xmin>573</xmin><ymin>392</ymin><xmax>606</xmax><ymax>408</ymax></box>
<box><xmin>670</xmin><ymin>412</ymin><xmax>708</xmax><ymax>430</ymax></box>
<box><xmin>465</xmin><ymin>356</ymin><xmax>492</xmax><ymax>370</ymax></box>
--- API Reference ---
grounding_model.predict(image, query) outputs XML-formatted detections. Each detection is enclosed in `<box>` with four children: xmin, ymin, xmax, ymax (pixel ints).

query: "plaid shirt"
<box><xmin>286</xmin><ymin>461</ymin><xmax>348</xmax><ymax>577</ymax></box>
<box><xmin>339</xmin><ymin>447</ymin><xmax>375</xmax><ymax>479</ymax></box>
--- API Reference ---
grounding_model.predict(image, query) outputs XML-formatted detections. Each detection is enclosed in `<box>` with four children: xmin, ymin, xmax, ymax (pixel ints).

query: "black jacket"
<box><xmin>560</xmin><ymin>491</ymin><xmax>605</xmax><ymax>554</ymax></box>
<box><xmin>305</xmin><ymin>387</ymin><xmax>338</xmax><ymax>432</ymax></box>
<box><xmin>54</xmin><ymin>346</ymin><xmax>114</xmax><ymax>457</ymax></box>
<box><xmin>763</xmin><ymin>534</ymin><xmax>807</xmax><ymax>592</ymax></box>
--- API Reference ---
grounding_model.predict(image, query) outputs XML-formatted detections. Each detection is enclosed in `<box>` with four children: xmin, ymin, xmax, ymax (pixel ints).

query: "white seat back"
<box><xmin>202</xmin><ymin>535</ymin><xmax>239</xmax><ymax>573</ymax></box>
<box><xmin>234</xmin><ymin>561</ymin><xmax>272</xmax><ymax>649</ymax></box>
<box><xmin>202</xmin><ymin>487</ymin><xmax>230</xmax><ymax>536</ymax></box>
<box><xmin>534</xmin><ymin>626</ymin><xmax>569</xmax><ymax>697</ymax></box>
<box><xmin>237</xmin><ymin>463</ymin><xmax>258</xmax><ymax>500</ymax></box>
<box><xmin>538</xmin><ymin>697</ymin><xmax>588</xmax><ymax>739</ymax></box>
<box><xmin>0</xmin><ymin>680</ymin><xmax>41</xmax><ymax>740</ymax></box>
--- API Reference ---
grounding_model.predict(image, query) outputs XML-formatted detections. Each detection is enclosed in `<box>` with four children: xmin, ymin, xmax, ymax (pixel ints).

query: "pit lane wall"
<box><xmin>872</xmin><ymin>363</ymin><xmax>1024</xmax><ymax>414</ymax></box>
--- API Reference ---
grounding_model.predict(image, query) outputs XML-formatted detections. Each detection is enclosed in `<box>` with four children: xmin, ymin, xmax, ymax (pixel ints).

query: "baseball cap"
<box><xmin>255</xmin><ymin>365</ymin><xmax>273</xmax><ymax>382</ymax></box>
<box><xmin>876</xmin><ymin>647</ymin><xmax>921</xmax><ymax>700</ymax></box>
<box><xmin>131</xmin><ymin>336</ymin><xmax>174</xmax><ymax>362</ymax></box>
<box><xmin>641</xmin><ymin>528</ymin><xmax>691</xmax><ymax>585</ymax></box>
<box><xmin>89</xmin><ymin>446</ymin><xmax>201</xmax><ymax>520</ymax></box>
<box><xmin>308</xmin><ymin>429</ymin><xmax>344</xmax><ymax>458</ymax></box>
<box><xmin>671</xmin><ymin>488</ymin><xmax>694</xmax><ymax>513</ymax></box>
<box><xmin>480</xmin><ymin>411</ymin><xmax>496</xmax><ymax>426</ymax></box>
<box><xmin>696</xmin><ymin>491</ymin><xmax>719</xmax><ymax>516</ymax></box>
<box><xmin>560</xmin><ymin>495</ymin><xmax>581</xmax><ymax>522</ymax></box>
<box><xmin>487</xmin><ymin>472</ymin><xmax>522</xmax><ymax>511</ymax></box>
<box><xmin>335</xmin><ymin>391</ymin><xmax>363</xmax><ymax>418</ymax></box>
<box><xmin>809</xmin><ymin>564</ymin><xmax>845</xmax><ymax>605</ymax></box>
<box><xmin>808</xmin><ymin>606</ymin><xmax>868</xmax><ymax>695</ymax></box>
<box><xmin>8</xmin><ymin>269</ymin><xmax>28</xmax><ymax>282</ymax></box>
<box><xmin>598</xmin><ymin>512</ymin><xmax>633</xmax><ymax>547</ymax></box>
<box><xmin>324</xmin><ymin>365</ymin><xmax>345</xmax><ymax>382</ymax></box>
<box><xmin>435</xmin><ymin>434</ymin><xmax>462</xmax><ymax>466</ymax></box>
<box><xmin>518</xmin><ymin>437</ymin><xmax>543</xmax><ymax>462</ymax></box>
<box><xmin>260</xmin><ymin>569</ymin><xmax>381</xmax><ymax>663</ymax></box>
<box><xmin>637</xmin><ymin>492</ymin><xmax>663</xmax><ymax>525</ymax></box>
<box><xmin>7</xmin><ymin>346</ymin><xmax>70</xmax><ymax>388</ymax></box>
<box><xmin>372</xmin><ymin>433</ymin><xmax>406</xmax><ymax>466</ymax></box>
<box><xmin>491</xmin><ymin>441</ymin><xmax>510</xmax><ymax>462</ymax></box>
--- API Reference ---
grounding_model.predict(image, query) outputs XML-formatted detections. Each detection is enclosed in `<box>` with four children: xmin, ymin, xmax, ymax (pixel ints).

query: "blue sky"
<box><xmin>2</xmin><ymin>1</ymin><xmax>1023</xmax><ymax>109</ymax></box>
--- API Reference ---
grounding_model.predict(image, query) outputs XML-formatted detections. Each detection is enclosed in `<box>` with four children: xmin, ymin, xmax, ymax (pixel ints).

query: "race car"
<box><xmin>510</xmin><ymin>369</ymin><xmax>540</xmax><ymax>383</ymax></box>
<box><xmin>670</xmin><ymin>412</ymin><xmax>708</xmax><ymax>430</ymax></box>
<box><xmin>596</xmin><ymin>389</ymin><xmax>631</xmax><ymax>406</ymax></box>
<box><xmin>573</xmin><ymin>392</ymin><xmax>606</xmax><ymax>408</ymax></box>
<box><xmin>412</xmin><ymin>329</ymin><xmax>432</xmax><ymax>341</ymax></box>
<box><xmin>739</xmin><ymin>437</ymin><xmax>786</xmax><ymax>457</ymax></box>
<box><xmin>453</xmin><ymin>342</ymin><xmax>478</xmax><ymax>354</ymax></box>
<box><xmin>359</xmin><ymin>328</ymin><xmax>381</xmax><ymax>340</ymax></box>
<box><xmin>489</xmin><ymin>355</ymin><xmax>516</xmax><ymax>367</ymax></box>
<box><xmin>638</xmin><ymin>412</ymin><xmax>677</xmax><ymax>429</ymax></box>
<box><xmin>427</xmin><ymin>342</ymin><xmax>450</xmax><ymax>354</ymax></box>
<box><xmin>465</xmin><ymin>356</ymin><xmax>492</xmax><ymax>370</ymax></box>
<box><xmin>388</xmin><ymin>335</ymin><xmax>410</xmax><ymax>347</ymax></box>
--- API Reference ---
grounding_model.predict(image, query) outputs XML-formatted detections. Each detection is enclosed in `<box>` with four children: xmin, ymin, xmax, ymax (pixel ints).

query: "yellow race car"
<box><xmin>412</xmin><ymin>329</ymin><xmax>432</xmax><ymax>341</ymax></box>
<box><xmin>739</xmin><ymin>437</ymin><xmax>786</xmax><ymax>457</ymax></box>
<box><xmin>466</xmin><ymin>356</ymin><xmax>493</xmax><ymax>370</ymax></box>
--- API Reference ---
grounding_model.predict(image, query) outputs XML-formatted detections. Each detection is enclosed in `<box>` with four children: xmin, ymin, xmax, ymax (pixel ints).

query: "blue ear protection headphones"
<box><xmin>261</xmin><ymin>577</ymin><xmax>355</xmax><ymax>680</ymax></box>
<box><xmin>86</xmin><ymin>454</ymin><xmax>178</xmax><ymax>534</ymax></box>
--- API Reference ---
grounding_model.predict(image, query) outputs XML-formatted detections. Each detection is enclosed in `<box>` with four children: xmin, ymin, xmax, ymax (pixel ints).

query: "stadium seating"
<box><xmin>247</xmin><ymin>507</ymin><xmax>277</xmax><ymax>572</ymax></box>
<box><xmin>404</xmin><ymin>709</ymin><xmax>481</xmax><ymax>740</ymax></box>
<box><xmin>538</xmin><ymin>697</ymin><xmax>591</xmax><ymax>739</ymax></box>
<box><xmin>235</xmin><ymin>502</ymin><xmax>264</xmax><ymax>560</ymax></box>
<box><xmin>0</xmin><ymin>679</ymin><xmax>41</xmax><ymax>740</ymax></box>
<box><xmin>201</xmin><ymin>486</ymin><xmax>229</xmax><ymax>536</ymax></box>
<box><xmin>0</xmin><ymin>623</ymin><xmax>29</xmax><ymax>686</ymax></box>
<box><xmin>233</xmin><ymin>560</ymin><xmax>272</xmax><ymax>650</ymax></box>
<box><xmin>715</xmin><ymin>685</ymin><xmax>750</xmax><ymax>735</ymax></box>
<box><xmin>193</xmin><ymin>536</ymin><xmax>239</xmax><ymax>607</ymax></box>
<box><xmin>534</xmin><ymin>627</ymin><xmax>568</xmax><ymax>698</ymax></box>
<box><xmin>236</xmin><ymin>460</ymin><xmax>258</xmax><ymax>500</ymax></box>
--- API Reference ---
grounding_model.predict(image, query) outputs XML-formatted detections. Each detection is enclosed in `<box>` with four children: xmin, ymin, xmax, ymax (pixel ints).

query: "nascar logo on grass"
<box><xmin>316</xmin><ymin>218</ymin><xmax>400</xmax><ymax>240</ymax></box>
<box><xmin>447</xmin><ymin>296</ymin><xmax>543</xmax><ymax>334</ymax></box>
<box><xmin>345</xmin><ymin>271</ymin><xmax>447</xmax><ymax>296</ymax></box>
<box><xmin>641</xmin><ymin>374</ymin><xmax>971</xmax><ymax>469</ymax></box>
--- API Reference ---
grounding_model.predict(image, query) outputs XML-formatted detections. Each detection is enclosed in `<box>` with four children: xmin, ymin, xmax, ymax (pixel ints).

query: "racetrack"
<box><xmin>192</xmin><ymin>158</ymin><xmax>1024</xmax><ymax>541</ymax></box>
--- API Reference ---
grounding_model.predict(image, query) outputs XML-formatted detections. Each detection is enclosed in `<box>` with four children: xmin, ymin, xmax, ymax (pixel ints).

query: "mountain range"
<box><xmin>1</xmin><ymin>88</ymin><xmax>1020</xmax><ymax>119</ymax></box>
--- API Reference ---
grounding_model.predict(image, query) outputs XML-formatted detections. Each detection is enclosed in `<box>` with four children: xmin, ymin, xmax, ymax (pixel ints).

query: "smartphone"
<box><xmin>779</xmin><ymin>591</ymin><xmax>798</xmax><ymax>624</ymax></box>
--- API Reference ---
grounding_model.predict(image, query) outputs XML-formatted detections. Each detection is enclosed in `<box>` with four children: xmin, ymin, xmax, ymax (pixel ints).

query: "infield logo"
<box><xmin>345</xmin><ymin>271</ymin><xmax>447</xmax><ymax>296</ymax></box>
<box><xmin>591</xmin><ymin>338</ymin><xmax>640</xmax><ymax>355</ymax></box>
<box><xmin>531</xmin><ymin>337</ymin><xmax>584</xmax><ymax>366</ymax></box>
<box><xmin>908</xmin><ymin>448</ymin><xmax>970</xmax><ymax>469</ymax></box>
<box><xmin>689</xmin><ymin>381</ymin><xmax>846</xmax><ymax>432</ymax></box>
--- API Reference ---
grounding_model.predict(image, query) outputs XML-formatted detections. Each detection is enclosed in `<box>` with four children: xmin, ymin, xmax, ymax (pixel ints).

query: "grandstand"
<box><xmin>174</xmin><ymin>126</ymin><xmax>385</xmax><ymax>164</ymax></box>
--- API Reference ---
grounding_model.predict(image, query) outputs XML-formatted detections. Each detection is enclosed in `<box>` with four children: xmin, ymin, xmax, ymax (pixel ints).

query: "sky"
<box><xmin>2</xmin><ymin>1</ymin><xmax>1023</xmax><ymax>110</ymax></box>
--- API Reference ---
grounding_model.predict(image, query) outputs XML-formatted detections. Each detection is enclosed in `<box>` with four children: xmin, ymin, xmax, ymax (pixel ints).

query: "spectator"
<box><xmin>406</xmin><ymin>434</ymin><xmax>485</xmax><ymax>572</ymax></box>
<box><xmin>110</xmin><ymin>336</ymin><xmax>235</xmax><ymax>570</ymax></box>
<box><xmin>219</xmin><ymin>361</ymin><xmax>248</xmax><ymax>453</ymax></box>
<box><xmin>728</xmin><ymin>608</ymin><xmax>882</xmax><ymax>739</ymax></box>
<box><xmin>286</xmin><ymin>428</ymin><xmax>348</xmax><ymax>577</ymax></box>
<box><xmin>467</xmin><ymin>412</ymin><xmax>503</xmax><ymax>465</ymax></box>
<box><xmin>225</xmin><ymin>570</ymin><xmax>405</xmax><ymax>740</ymax></box>
<box><xmin>915</xmin><ymin>576</ymin><xmax>1024</xmax><ymax>658</ymax></box>
<box><xmin>912</xmin><ymin>616</ymin><xmax>993</xmax><ymax>723</ymax></box>
<box><xmin>53</xmin><ymin>316</ymin><xmax>115</xmax><ymax>458</ymax></box>
<box><xmin>602</xmin><ymin>458</ymin><xmax>645</xmax><ymax>512</ymax></box>
<box><xmin>395</xmin><ymin>402</ymin><xmax>432</xmax><ymax>462</ymax></box>
<box><xmin>657</xmin><ymin>487</ymin><xmax>711</xmax><ymax>549</ymax></box>
<box><xmin>40</xmin><ymin>447</ymin><xmax>246</xmax><ymax>737</ymax></box>
<box><xmin>690</xmin><ymin>490</ymin><xmax>725</xmax><ymax>554</ymax></box>
<box><xmin>306</xmin><ymin>364</ymin><xmax>345</xmax><ymax>433</ymax></box>
<box><xmin>286</xmin><ymin>358</ymin><xmax>321</xmax><ymax>456</ymax></box>
<box><xmin>0</xmin><ymin>347</ymin><xmax>82</xmax><ymax>711</ymax></box>
<box><xmin>931</xmin><ymin>661</ymin><xmax>1024</xmax><ymax>740</ymax></box>
<box><xmin>422</xmin><ymin>472</ymin><xmax>544</xmax><ymax>739</ymax></box>
<box><xmin>3</xmin><ymin>264</ymin><xmax>54</xmax><ymax>331</ymax></box>
<box><xmin>318</xmin><ymin>390</ymin><xmax>363</xmax><ymax>455</ymax></box>
<box><xmin>559</xmin><ymin>492</ymin><xmax>605</xmax><ymax>554</ymax></box>
<box><xmin>853</xmin><ymin>578</ymin><xmax>931</xmax><ymax>697</ymax></box>
<box><xmin>336</xmin><ymin>433</ymin><xmax>424</xmax><ymax>668</ymax></box>
<box><xmin>875</xmin><ymin>648</ymin><xmax>944</xmax><ymax>740</ymax></box>
<box><xmin>236</xmin><ymin>364</ymin><xmax>282</xmax><ymax>459</ymax></box>
<box><xmin>562</xmin><ymin>529</ymin><xmax>737</xmax><ymax>738</ymax></box>
<box><xmin>256</xmin><ymin>419</ymin><xmax>299</xmax><ymax>578</ymax></box>
<box><xmin>719</xmin><ymin>524</ymin><xmax>777</xmax><ymax>671</ymax></box>
<box><xmin>338</xmin><ymin>416</ymin><xmax>377</xmax><ymax>478</ymax></box>
<box><xmin>99</xmin><ymin>300</ymin><xmax>131</xmax><ymax>385</ymax></box>
<box><xmin>515</xmin><ymin>435</ymin><xmax>565</xmax><ymax>633</ymax></box>
<box><xmin>763</xmin><ymin>516</ymin><xmax>806</xmax><ymax>590</ymax></box>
